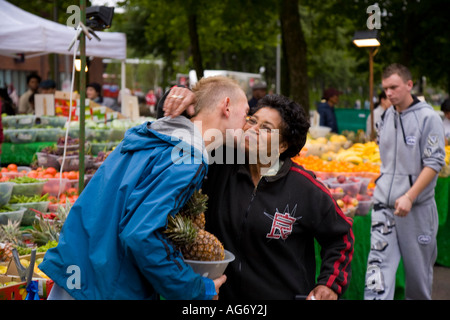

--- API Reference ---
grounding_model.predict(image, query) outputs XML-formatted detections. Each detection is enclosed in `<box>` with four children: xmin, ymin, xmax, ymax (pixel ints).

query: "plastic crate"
<box><xmin>0</xmin><ymin>208</ymin><xmax>25</xmax><ymax>225</ymax></box>
<box><xmin>36</xmin><ymin>116</ymin><xmax>67</xmax><ymax>128</ymax></box>
<box><xmin>8</xmin><ymin>129</ymin><xmax>37</xmax><ymax>143</ymax></box>
<box><xmin>42</xmin><ymin>178</ymin><xmax>70</xmax><ymax>196</ymax></box>
<box><xmin>35</xmin><ymin>128</ymin><xmax>64</xmax><ymax>142</ymax></box>
<box><xmin>0</xmin><ymin>183</ymin><xmax>14</xmax><ymax>206</ymax></box>
<box><xmin>57</xmin><ymin>155</ymin><xmax>94</xmax><ymax>172</ymax></box>
<box><xmin>36</xmin><ymin>152</ymin><xmax>61</xmax><ymax>169</ymax></box>
<box><xmin>1</xmin><ymin>115</ymin><xmax>36</xmax><ymax>128</ymax></box>
<box><xmin>11</xmin><ymin>181</ymin><xmax>46</xmax><ymax>197</ymax></box>
<box><xmin>9</xmin><ymin>202</ymin><xmax>50</xmax><ymax>226</ymax></box>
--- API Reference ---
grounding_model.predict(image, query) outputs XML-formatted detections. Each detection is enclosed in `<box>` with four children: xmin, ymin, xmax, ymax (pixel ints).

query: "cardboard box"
<box><xmin>0</xmin><ymin>275</ymin><xmax>27</xmax><ymax>300</ymax></box>
<box><xmin>5</xmin><ymin>252</ymin><xmax>54</xmax><ymax>299</ymax></box>
<box><xmin>6</xmin><ymin>252</ymin><xmax>48</xmax><ymax>279</ymax></box>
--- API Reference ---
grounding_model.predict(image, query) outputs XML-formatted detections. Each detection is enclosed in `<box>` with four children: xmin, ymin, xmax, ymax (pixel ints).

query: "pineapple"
<box><xmin>179</xmin><ymin>189</ymin><xmax>208</xmax><ymax>230</ymax></box>
<box><xmin>0</xmin><ymin>219</ymin><xmax>23</xmax><ymax>262</ymax></box>
<box><xmin>30</xmin><ymin>199</ymin><xmax>71</xmax><ymax>246</ymax></box>
<box><xmin>165</xmin><ymin>214</ymin><xmax>225</xmax><ymax>261</ymax></box>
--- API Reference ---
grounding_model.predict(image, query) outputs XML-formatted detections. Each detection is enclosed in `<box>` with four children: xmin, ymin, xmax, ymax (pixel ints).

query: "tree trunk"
<box><xmin>279</xmin><ymin>0</ymin><xmax>310</xmax><ymax>113</ymax></box>
<box><xmin>188</xmin><ymin>13</ymin><xmax>204</xmax><ymax>79</ymax></box>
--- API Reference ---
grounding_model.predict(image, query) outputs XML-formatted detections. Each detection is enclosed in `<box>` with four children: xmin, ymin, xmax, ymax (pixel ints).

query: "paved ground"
<box><xmin>432</xmin><ymin>264</ymin><xmax>450</xmax><ymax>300</ymax></box>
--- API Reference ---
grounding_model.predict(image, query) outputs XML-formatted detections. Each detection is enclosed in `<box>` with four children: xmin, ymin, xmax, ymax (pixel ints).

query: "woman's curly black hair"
<box><xmin>251</xmin><ymin>94</ymin><xmax>310</xmax><ymax>159</ymax></box>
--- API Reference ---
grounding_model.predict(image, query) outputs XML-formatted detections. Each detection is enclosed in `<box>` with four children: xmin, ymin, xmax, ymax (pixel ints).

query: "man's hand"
<box><xmin>212</xmin><ymin>274</ymin><xmax>227</xmax><ymax>300</ymax></box>
<box><xmin>163</xmin><ymin>86</ymin><xmax>196</xmax><ymax>118</ymax></box>
<box><xmin>394</xmin><ymin>194</ymin><xmax>413</xmax><ymax>217</ymax></box>
<box><xmin>306</xmin><ymin>285</ymin><xmax>338</xmax><ymax>300</ymax></box>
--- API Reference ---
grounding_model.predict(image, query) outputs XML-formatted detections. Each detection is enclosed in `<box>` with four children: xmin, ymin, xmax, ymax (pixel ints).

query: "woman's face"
<box><xmin>240</xmin><ymin>107</ymin><xmax>288</xmax><ymax>165</ymax></box>
<box><xmin>86</xmin><ymin>87</ymin><xmax>98</xmax><ymax>100</ymax></box>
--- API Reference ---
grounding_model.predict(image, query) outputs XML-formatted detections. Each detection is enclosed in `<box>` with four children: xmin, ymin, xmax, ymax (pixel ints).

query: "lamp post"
<box><xmin>352</xmin><ymin>30</ymin><xmax>380</xmax><ymax>141</ymax></box>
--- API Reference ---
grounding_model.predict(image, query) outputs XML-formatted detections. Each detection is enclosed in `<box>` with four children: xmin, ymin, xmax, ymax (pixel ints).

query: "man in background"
<box><xmin>18</xmin><ymin>73</ymin><xmax>41</xmax><ymax>114</ymax></box>
<box><xmin>317</xmin><ymin>87</ymin><xmax>342</xmax><ymax>133</ymax></box>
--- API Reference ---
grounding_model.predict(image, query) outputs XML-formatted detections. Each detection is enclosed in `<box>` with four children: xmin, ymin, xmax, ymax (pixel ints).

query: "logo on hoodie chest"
<box><xmin>405</xmin><ymin>136</ymin><xmax>416</xmax><ymax>146</ymax></box>
<box><xmin>264</xmin><ymin>204</ymin><xmax>302</xmax><ymax>240</ymax></box>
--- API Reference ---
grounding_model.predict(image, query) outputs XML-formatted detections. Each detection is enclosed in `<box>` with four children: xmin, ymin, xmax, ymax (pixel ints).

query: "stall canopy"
<box><xmin>0</xmin><ymin>0</ymin><xmax>126</xmax><ymax>60</ymax></box>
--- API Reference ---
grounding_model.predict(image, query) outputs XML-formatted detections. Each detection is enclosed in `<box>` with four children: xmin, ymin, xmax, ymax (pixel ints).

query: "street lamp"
<box><xmin>353</xmin><ymin>30</ymin><xmax>380</xmax><ymax>141</ymax></box>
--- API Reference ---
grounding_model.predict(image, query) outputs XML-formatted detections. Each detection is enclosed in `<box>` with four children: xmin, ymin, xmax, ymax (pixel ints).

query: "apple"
<box><xmin>336</xmin><ymin>199</ymin><xmax>345</xmax><ymax>208</ymax></box>
<box><xmin>337</xmin><ymin>175</ymin><xmax>346</xmax><ymax>184</ymax></box>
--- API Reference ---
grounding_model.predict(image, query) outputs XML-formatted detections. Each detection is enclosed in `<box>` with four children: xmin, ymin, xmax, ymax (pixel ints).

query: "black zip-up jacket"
<box><xmin>203</xmin><ymin>151</ymin><xmax>354</xmax><ymax>300</ymax></box>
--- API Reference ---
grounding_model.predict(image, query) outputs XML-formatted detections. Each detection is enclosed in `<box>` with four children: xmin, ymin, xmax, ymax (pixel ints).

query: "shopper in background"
<box><xmin>38</xmin><ymin>79</ymin><xmax>57</xmax><ymax>94</ymax></box>
<box><xmin>317</xmin><ymin>88</ymin><xmax>342</xmax><ymax>133</ymax></box>
<box><xmin>248</xmin><ymin>82</ymin><xmax>267</xmax><ymax>112</ymax></box>
<box><xmin>0</xmin><ymin>87</ymin><xmax>15</xmax><ymax>115</ymax></box>
<box><xmin>441</xmin><ymin>98</ymin><xmax>450</xmax><ymax>143</ymax></box>
<box><xmin>18</xmin><ymin>73</ymin><xmax>41</xmax><ymax>114</ymax></box>
<box><xmin>366</xmin><ymin>91</ymin><xmax>391</xmax><ymax>139</ymax></box>
<box><xmin>364</xmin><ymin>63</ymin><xmax>446</xmax><ymax>300</ymax></box>
<box><xmin>145</xmin><ymin>89</ymin><xmax>157</xmax><ymax>115</ymax></box>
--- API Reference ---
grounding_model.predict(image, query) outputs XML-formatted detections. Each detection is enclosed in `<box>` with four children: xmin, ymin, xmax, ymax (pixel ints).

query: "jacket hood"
<box><xmin>120</xmin><ymin>116</ymin><xmax>207</xmax><ymax>159</ymax></box>
<box><xmin>395</xmin><ymin>99</ymin><xmax>432</xmax><ymax>114</ymax></box>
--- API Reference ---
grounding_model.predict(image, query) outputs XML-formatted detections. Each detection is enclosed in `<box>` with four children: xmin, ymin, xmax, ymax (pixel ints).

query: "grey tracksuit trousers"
<box><xmin>364</xmin><ymin>201</ymin><xmax>438</xmax><ymax>300</ymax></box>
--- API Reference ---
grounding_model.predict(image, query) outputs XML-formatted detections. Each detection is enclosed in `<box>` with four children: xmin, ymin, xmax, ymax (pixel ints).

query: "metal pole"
<box><xmin>78</xmin><ymin>0</ymin><xmax>86</xmax><ymax>193</ymax></box>
<box><xmin>276</xmin><ymin>33</ymin><xmax>281</xmax><ymax>95</ymax></box>
<box><xmin>369</xmin><ymin>48</ymin><xmax>375</xmax><ymax>141</ymax></box>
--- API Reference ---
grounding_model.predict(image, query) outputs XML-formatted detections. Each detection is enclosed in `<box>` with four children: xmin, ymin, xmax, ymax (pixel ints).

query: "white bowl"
<box><xmin>184</xmin><ymin>250</ymin><xmax>235</xmax><ymax>279</ymax></box>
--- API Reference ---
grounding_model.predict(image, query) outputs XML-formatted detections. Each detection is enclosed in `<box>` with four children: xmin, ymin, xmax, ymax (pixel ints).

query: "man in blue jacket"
<box><xmin>39</xmin><ymin>76</ymin><xmax>249</xmax><ymax>300</ymax></box>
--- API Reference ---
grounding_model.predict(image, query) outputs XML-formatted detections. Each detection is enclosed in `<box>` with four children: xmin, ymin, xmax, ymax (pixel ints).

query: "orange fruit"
<box><xmin>45</xmin><ymin>167</ymin><xmax>57</xmax><ymax>176</ymax></box>
<box><xmin>67</xmin><ymin>171</ymin><xmax>78</xmax><ymax>180</ymax></box>
<box><xmin>7</xmin><ymin>164</ymin><xmax>18</xmax><ymax>172</ymax></box>
<box><xmin>27</xmin><ymin>171</ymin><xmax>38</xmax><ymax>179</ymax></box>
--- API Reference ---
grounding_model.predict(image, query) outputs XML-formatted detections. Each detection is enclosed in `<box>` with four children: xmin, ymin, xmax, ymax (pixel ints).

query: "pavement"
<box><xmin>432</xmin><ymin>264</ymin><xmax>450</xmax><ymax>300</ymax></box>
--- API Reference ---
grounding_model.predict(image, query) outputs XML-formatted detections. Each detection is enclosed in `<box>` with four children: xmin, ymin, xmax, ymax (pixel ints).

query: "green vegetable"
<box><xmin>9</xmin><ymin>194</ymin><xmax>49</xmax><ymax>204</ymax></box>
<box><xmin>0</xmin><ymin>205</ymin><xmax>14</xmax><ymax>212</ymax></box>
<box><xmin>10</xmin><ymin>176</ymin><xmax>45</xmax><ymax>184</ymax></box>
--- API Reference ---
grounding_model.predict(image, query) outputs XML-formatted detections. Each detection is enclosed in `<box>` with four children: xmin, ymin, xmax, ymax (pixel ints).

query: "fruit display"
<box><xmin>293</xmin><ymin>135</ymin><xmax>382</xmax><ymax>218</ymax></box>
<box><xmin>439</xmin><ymin>145</ymin><xmax>450</xmax><ymax>178</ymax></box>
<box><xmin>165</xmin><ymin>190</ymin><xmax>225</xmax><ymax>261</ymax></box>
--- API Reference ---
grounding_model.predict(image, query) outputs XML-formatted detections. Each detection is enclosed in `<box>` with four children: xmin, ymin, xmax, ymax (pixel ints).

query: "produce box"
<box><xmin>0</xmin><ymin>182</ymin><xmax>14</xmax><ymax>206</ymax></box>
<box><xmin>7</xmin><ymin>129</ymin><xmax>38</xmax><ymax>144</ymax></box>
<box><xmin>6</xmin><ymin>252</ymin><xmax>48</xmax><ymax>280</ymax></box>
<box><xmin>9</xmin><ymin>202</ymin><xmax>50</xmax><ymax>226</ymax></box>
<box><xmin>36</xmin><ymin>152</ymin><xmax>61</xmax><ymax>169</ymax></box>
<box><xmin>5</xmin><ymin>252</ymin><xmax>54</xmax><ymax>299</ymax></box>
<box><xmin>0</xmin><ymin>208</ymin><xmax>25</xmax><ymax>225</ymax></box>
<box><xmin>0</xmin><ymin>275</ymin><xmax>27</xmax><ymax>300</ymax></box>
<box><xmin>36</xmin><ymin>116</ymin><xmax>67</xmax><ymax>128</ymax></box>
<box><xmin>89</xmin><ymin>142</ymin><xmax>111</xmax><ymax>155</ymax></box>
<box><xmin>35</xmin><ymin>128</ymin><xmax>64</xmax><ymax>142</ymax></box>
<box><xmin>1</xmin><ymin>115</ymin><xmax>36</xmax><ymax>128</ymax></box>
<box><xmin>11</xmin><ymin>181</ymin><xmax>46</xmax><ymax>197</ymax></box>
<box><xmin>57</xmin><ymin>155</ymin><xmax>94</xmax><ymax>172</ymax></box>
<box><xmin>42</xmin><ymin>178</ymin><xmax>70</xmax><ymax>196</ymax></box>
<box><xmin>87</xmin><ymin>128</ymin><xmax>111</xmax><ymax>141</ymax></box>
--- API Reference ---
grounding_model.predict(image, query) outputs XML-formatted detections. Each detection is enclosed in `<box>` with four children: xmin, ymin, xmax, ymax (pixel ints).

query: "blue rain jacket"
<box><xmin>39</xmin><ymin>117</ymin><xmax>215</xmax><ymax>300</ymax></box>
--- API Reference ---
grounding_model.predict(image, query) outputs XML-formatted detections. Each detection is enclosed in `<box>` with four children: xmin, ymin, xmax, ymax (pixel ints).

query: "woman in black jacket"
<box><xmin>163</xmin><ymin>90</ymin><xmax>354</xmax><ymax>300</ymax></box>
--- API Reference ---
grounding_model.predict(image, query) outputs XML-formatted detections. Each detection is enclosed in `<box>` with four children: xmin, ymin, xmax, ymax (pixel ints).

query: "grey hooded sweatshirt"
<box><xmin>374</xmin><ymin>99</ymin><xmax>446</xmax><ymax>207</ymax></box>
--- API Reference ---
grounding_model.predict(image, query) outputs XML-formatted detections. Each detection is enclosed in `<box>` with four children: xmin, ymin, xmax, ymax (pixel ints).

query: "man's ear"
<box><xmin>221</xmin><ymin>97</ymin><xmax>231</xmax><ymax>118</ymax></box>
<box><xmin>406</xmin><ymin>79</ymin><xmax>414</xmax><ymax>91</ymax></box>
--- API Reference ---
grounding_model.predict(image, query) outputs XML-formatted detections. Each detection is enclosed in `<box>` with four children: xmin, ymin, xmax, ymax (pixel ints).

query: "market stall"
<box><xmin>1</xmin><ymin>129</ymin><xmax>449</xmax><ymax>299</ymax></box>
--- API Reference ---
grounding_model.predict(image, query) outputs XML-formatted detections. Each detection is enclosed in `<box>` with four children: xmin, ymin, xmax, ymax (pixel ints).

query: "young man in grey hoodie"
<box><xmin>364</xmin><ymin>64</ymin><xmax>446</xmax><ymax>300</ymax></box>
